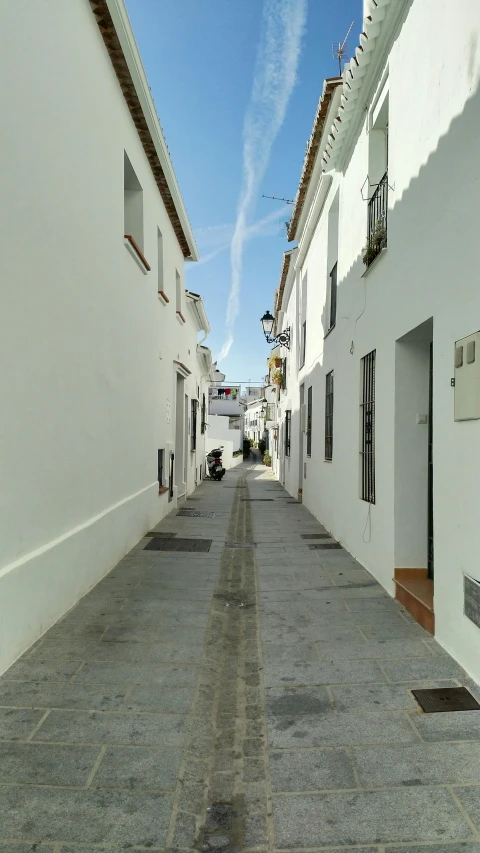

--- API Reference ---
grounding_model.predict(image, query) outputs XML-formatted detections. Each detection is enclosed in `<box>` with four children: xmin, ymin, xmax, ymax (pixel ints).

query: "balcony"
<box><xmin>364</xmin><ymin>171</ymin><xmax>388</xmax><ymax>268</ymax></box>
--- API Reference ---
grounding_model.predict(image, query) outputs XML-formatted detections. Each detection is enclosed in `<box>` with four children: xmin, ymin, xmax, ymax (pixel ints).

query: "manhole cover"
<box><xmin>308</xmin><ymin>543</ymin><xmax>342</xmax><ymax>550</ymax></box>
<box><xmin>301</xmin><ymin>533</ymin><xmax>331</xmax><ymax>539</ymax></box>
<box><xmin>177</xmin><ymin>510</ymin><xmax>216</xmax><ymax>517</ymax></box>
<box><xmin>144</xmin><ymin>531</ymin><xmax>176</xmax><ymax>538</ymax></box>
<box><xmin>412</xmin><ymin>687</ymin><xmax>480</xmax><ymax>713</ymax></box>
<box><xmin>241</xmin><ymin>498</ymin><xmax>274</xmax><ymax>502</ymax></box>
<box><xmin>225</xmin><ymin>542</ymin><xmax>256</xmax><ymax>549</ymax></box>
<box><xmin>144</xmin><ymin>537</ymin><xmax>212</xmax><ymax>552</ymax></box>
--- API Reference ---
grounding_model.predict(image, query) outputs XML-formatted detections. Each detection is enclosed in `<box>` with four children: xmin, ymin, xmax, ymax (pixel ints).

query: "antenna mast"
<box><xmin>333</xmin><ymin>20</ymin><xmax>354</xmax><ymax>76</ymax></box>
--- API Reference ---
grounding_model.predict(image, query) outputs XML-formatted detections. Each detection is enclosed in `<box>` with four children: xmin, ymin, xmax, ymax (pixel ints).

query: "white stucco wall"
<box><xmin>0</xmin><ymin>0</ymin><xmax>208</xmax><ymax>674</ymax></box>
<box><xmin>274</xmin><ymin>0</ymin><xmax>480</xmax><ymax>683</ymax></box>
<box><xmin>207</xmin><ymin>415</ymin><xmax>243</xmax><ymax>452</ymax></box>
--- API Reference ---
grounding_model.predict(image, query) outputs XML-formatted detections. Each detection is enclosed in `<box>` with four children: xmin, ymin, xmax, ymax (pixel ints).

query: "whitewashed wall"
<box><xmin>207</xmin><ymin>414</ymin><xmax>243</xmax><ymax>453</ymax></box>
<box><xmin>275</xmin><ymin>0</ymin><xmax>480</xmax><ymax>683</ymax></box>
<box><xmin>0</xmin><ymin>0</ymin><xmax>204</xmax><ymax>674</ymax></box>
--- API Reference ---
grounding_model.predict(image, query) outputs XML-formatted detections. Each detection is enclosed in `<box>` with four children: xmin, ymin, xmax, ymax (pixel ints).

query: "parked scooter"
<box><xmin>206</xmin><ymin>447</ymin><xmax>226</xmax><ymax>481</ymax></box>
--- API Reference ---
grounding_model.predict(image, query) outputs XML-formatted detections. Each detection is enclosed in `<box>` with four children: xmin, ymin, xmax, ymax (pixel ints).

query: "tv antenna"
<box><xmin>262</xmin><ymin>194</ymin><xmax>294</xmax><ymax>205</ymax></box>
<box><xmin>333</xmin><ymin>20</ymin><xmax>354</xmax><ymax>76</ymax></box>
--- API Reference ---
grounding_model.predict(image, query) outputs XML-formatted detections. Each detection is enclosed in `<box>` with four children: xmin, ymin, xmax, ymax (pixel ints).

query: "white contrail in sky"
<box><xmin>216</xmin><ymin>0</ymin><xmax>307</xmax><ymax>362</ymax></box>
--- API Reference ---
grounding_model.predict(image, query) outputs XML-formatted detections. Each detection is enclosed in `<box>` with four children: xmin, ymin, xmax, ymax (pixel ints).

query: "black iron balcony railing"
<box><xmin>365</xmin><ymin>171</ymin><xmax>388</xmax><ymax>267</ymax></box>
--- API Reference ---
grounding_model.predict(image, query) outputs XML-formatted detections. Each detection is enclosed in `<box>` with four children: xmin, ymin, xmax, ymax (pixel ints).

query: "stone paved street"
<box><xmin>1</xmin><ymin>459</ymin><xmax>480</xmax><ymax>851</ymax></box>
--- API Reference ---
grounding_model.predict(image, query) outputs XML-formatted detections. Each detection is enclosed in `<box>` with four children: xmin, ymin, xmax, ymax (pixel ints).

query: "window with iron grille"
<box><xmin>282</xmin><ymin>357</ymin><xmax>287</xmax><ymax>390</ymax></box>
<box><xmin>201</xmin><ymin>393</ymin><xmax>206</xmax><ymax>434</ymax></box>
<box><xmin>158</xmin><ymin>449</ymin><xmax>165</xmax><ymax>487</ymax></box>
<box><xmin>191</xmin><ymin>399</ymin><xmax>198</xmax><ymax>451</ymax></box>
<box><xmin>329</xmin><ymin>264</ymin><xmax>337</xmax><ymax>330</ymax></box>
<box><xmin>325</xmin><ymin>371</ymin><xmax>334</xmax><ymax>461</ymax></box>
<box><xmin>285</xmin><ymin>410</ymin><xmax>291</xmax><ymax>457</ymax></box>
<box><xmin>307</xmin><ymin>386</ymin><xmax>312</xmax><ymax>457</ymax></box>
<box><xmin>360</xmin><ymin>350</ymin><xmax>376</xmax><ymax>503</ymax></box>
<box><xmin>300</xmin><ymin>321</ymin><xmax>306</xmax><ymax>368</ymax></box>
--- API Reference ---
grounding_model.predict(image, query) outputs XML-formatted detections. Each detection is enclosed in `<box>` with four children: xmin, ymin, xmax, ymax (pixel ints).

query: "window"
<box><xmin>327</xmin><ymin>193</ymin><xmax>339</xmax><ymax>331</ymax></box>
<box><xmin>201</xmin><ymin>393</ymin><xmax>206</xmax><ymax>434</ymax></box>
<box><xmin>176</xmin><ymin>270</ymin><xmax>183</xmax><ymax>316</ymax></box>
<box><xmin>285</xmin><ymin>410</ymin><xmax>291</xmax><ymax>457</ymax></box>
<box><xmin>307</xmin><ymin>386</ymin><xmax>312</xmax><ymax>457</ymax></box>
<box><xmin>300</xmin><ymin>321</ymin><xmax>306</xmax><ymax>368</ymax></box>
<box><xmin>158</xmin><ymin>449</ymin><xmax>165</xmax><ymax>487</ymax></box>
<box><xmin>360</xmin><ymin>350</ymin><xmax>376</xmax><ymax>503</ymax></box>
<box><xmin>325</xmin><ymin>371</ymin><xmax>334</xmax><ymax>461</ymax></box>
<box><xmin>329</xmin><ymin>263</ymin><xmax>337</xmax><ymax>330</ymax></box>
<box><xmin>124</xmin><ymin>152</ymin><xmax>144</xmax><ymax>249</ymax></box>
<box><xmin>366</xmin><ymin>87</ymin><xmax>389</xmax><ymax>267</ymax></box>
<box><xmin>282</xmin><ymin>357</ymin><xmax>287</xmax><ymax>391</ymax></box>
<box><xmin>157</xmin><ymin>228</ymin><xmax>165</xmax><ymax>295</ymax></box>
<box><xmin>191</xmin><ymin>399</ymin><xmax>198</xmax><ymax>451</ymax></box>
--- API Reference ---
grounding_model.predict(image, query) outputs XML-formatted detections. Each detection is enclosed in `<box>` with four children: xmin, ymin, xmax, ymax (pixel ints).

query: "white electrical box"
<box><xmin>454</xmin><ymin>331</ymin><xmax>480</xmax><ymax>421</ymax></box>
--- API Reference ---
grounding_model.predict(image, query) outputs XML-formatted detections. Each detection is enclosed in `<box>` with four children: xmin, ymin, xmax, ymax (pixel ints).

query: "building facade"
<box><xmin>0</xmin><ymin>0</ymin><xmax>214</xmax><ymax>674</ymax></box>
<box><xmin>269</xmin><ymin>0</ymin><xmax>480</xmax><ymax>683</ymax></box>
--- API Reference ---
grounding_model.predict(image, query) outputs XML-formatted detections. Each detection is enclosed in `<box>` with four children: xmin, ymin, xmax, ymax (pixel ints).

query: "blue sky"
<box><xmin>125</xmin><ymin>0</ymin><xmax>360</xmax><ymax>384</ymax></box>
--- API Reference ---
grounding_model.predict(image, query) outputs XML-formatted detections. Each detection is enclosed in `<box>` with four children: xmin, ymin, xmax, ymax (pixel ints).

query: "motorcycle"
<box><xmin>206</xmin><ymin>447</ymin><xmax>226</xmax><ymax>481</ymax></box>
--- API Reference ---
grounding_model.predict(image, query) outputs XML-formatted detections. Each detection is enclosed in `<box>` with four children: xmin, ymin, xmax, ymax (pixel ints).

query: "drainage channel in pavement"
<box><xmin>166</xmin><ymin>466</ymin><xmax>272</xmax><ymax>852</ymax></box>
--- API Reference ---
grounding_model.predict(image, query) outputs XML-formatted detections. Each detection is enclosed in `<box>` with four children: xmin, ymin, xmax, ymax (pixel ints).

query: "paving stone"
<box><xmin>0</xmin><ymin>708</ymin><xmax>43</xmax><ymax>740</ymax></box>
<box><xmin>270</xmin><ymin>747</ymin><xmax>356</xmax><ymax>791</ymax></box>
<box><xmin>0</xmin><ymin>742</ymin><xmax>99</xmax><ymax>785</ymax></box>
<box><xmin>28</xmin><ymin>639</ymin><xmax>149</xmax><ymax>663</ymax></box>
<box><xmin>449</xmin><ymin>787</ymin><xmax>480</xmax><ymax>831</ymax></box>
<box><xmin>267</xmin><ymin>710</ymin><xmax>418</xmax><ymax>748</ymax></box>
<box><xmin>266</xmin><ymin>686</ymin><xmax>332</xmax><ymax>716</ymax></box>
<box><xmin>147</xmin><ymin>642</ymin><xmax>204</xmax><ymax>662</ymax></box>
<box><xmin>382</xmin><ymin>657</ymin><xmax>466</xmax><ymax>681</ymax></box>
<box><xmin>1</xmin><ymin>660</ymin><xmax>81</xmax><ymax>682</ymax></box>
<box><xmin>387</xmin><ymin>846</ymin><xmax>480</xmax><ymax>853</ymax></box>
<box><xmin>93</xmin><ymin>745</ymin><xmax>182</xmax><ymax>790</ymax></box>
<box><xmin>33</xmin><ymin>709</ymin><xmax>187</xmax><ymax>746</ymax></box>
<box><xmin>412</xmin><ymin>709</ymin><xmax>480</xmax><ymax>741</ymax></box>
<box><xmin>353</xmin><ymin>741</ymin><xmax>480</xmax><ymax>786</ymax></box>
<box><xmin>317</xmin><ymin>639</ymin><xmax>433</xmax><ymax>660</ymax></box>
<box><xmin>244</xmin><ymin>813</ymin><xmax>269</xmax><ymax>847</ymax></box>
<box><xmin>263</xmin><ymin>659</ymin><xmax>385</xmax><ymax>688</ymax></box>
<box><xmin>0</xmin><ymin>785</ymin><xmax>173</xmax><ymax>845</ymax></box>
<box><xmin>272</xmin><ymin>788</ymin><xmax>472</xmax><ymax>847</ymax></box>
<box><xmin>261</xmin><ymin>643</ymin><xmax>319</xmax><ymax>664</ymax></box>
<box><xmin>76</xmin><ymin>661</ymin><xmax>198</xmax><ymax>686</ymax></box>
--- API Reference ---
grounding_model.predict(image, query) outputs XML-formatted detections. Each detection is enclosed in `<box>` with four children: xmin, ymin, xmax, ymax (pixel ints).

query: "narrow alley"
<box><xmin>1</xmin><ymin>459</ymin><xmax>479</xmax><ymax>851</ymax></box>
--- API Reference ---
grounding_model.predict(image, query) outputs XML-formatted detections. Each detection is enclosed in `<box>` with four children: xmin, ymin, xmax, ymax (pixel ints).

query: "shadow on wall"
<box><xmin>279</xmin><ymin>72</ymin><xmax>480</xmax><ymax>562</ymax></box>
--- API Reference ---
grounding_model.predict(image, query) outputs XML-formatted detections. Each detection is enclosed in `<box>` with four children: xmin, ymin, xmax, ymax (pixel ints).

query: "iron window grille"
<box><xmin>366</xmin><ymin>172</ymin><xmax>388</xmax><ymax>267</ymax></box>
<box><xmin>325</xmin><ymin>371</ymin><xmax>334</xmax><ymax>461</ymax></box>
<box><xmin>191</xmin><ymin>399</ymin><xmax>198</xmax><ymax>451</ymax></box>
<box><xmin>329</xmin><ymin>263</ymin><xmax>337</xmax><ymax>330</ymax></box>
<box><xmin>306</xmin><ymin>386</ymin><xmax>313</xmax><ymax>457</ymax></box>
<box><xmin>300</xmin><ymin>321</ymin><xmax>306</xmax><ymax>368</ymax></box>
<box><xmin>282</xmin><ymin>357</ymin><xmax>287</xmax><ymax>391</ymax></box>
<box><xmin>285</xmin><ymin>410</ymin><xmax>292</xmax><ymax>457</ymax></box>
<box><xmin>158</xmin><ymin>449</ymin><xmax>165</xmax><ymax>487</ymax></box>
<box><xmin>360</xmin><ymin>350</ymin><xmax>376</xmax><ymax>503</ymax></box>
<box><xmin>168</xmin><ymin>451</ymin><xmax>174</xmax><ymax>501</ymax></box>
<box><xmin>201</xmin><ymin>393</ymin><xmax>206</xmax><ymax>434</ymax></box>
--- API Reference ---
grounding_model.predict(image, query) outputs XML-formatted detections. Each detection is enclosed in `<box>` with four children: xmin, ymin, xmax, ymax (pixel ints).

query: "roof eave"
<box><xmin>91</xmin><ymin>0</ymin><xmax>198</xmax><ymax>260</ymax></box>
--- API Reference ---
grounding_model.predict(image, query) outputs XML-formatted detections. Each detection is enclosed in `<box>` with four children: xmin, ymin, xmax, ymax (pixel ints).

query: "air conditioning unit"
<box><xmin>300</xmin><ymin>403</ymin><xmax>307</xmax><ymax>432</ymax></box>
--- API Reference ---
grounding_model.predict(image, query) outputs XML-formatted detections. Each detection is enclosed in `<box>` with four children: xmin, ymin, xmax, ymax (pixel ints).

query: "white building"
<box><xmin>269</xmin><ymin>0</ymin><xmax>480</xmax><ymax>683</ymax></box>
<box><xmin>0</xmin><ymin>0</ymin><xmax>214</xmax><ymax>675</ymax></box>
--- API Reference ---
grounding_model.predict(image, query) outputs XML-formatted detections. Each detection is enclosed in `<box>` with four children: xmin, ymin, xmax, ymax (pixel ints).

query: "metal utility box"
<box><xmin>454</xmin><ymin>331</ymin><xmax>480</xmax><ymax>421</ymax></box>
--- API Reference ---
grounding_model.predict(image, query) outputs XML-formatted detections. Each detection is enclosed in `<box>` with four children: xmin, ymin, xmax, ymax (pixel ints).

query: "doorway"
<box><xmin>427</xmin><ymin>342</ymin><xmax>434</xmax><ymax>579</ymax></box>
<box><xmin>175</xmin><ymin>375</ymin><xmax>186</xmax><ymax>497</ymax></box>
<box><xmin>298</xmin><ymin>383</ymin><xmax>305</xmax><ymax>499</ymax></box>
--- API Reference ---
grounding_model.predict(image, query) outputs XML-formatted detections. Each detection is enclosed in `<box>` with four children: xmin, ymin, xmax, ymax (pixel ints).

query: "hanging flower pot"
<box><xmin>272</xmin><ymin>369</ymin><xmax>283</xmax><ymax>386</ymax></box>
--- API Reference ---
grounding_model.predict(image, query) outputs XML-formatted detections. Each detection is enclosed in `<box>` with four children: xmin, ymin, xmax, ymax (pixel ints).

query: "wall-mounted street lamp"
<box><xmin>260</xmin><ymin>310</ymin><xmax>291</xmax><ymax>350</ymax></box>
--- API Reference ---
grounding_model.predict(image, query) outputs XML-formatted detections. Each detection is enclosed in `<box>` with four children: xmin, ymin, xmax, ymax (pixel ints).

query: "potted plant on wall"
<box><xmin>268</xmin><ymin>354</ymin><xmax>282</xmax><ymax>370</ymax></box>
<box><xmin>272</xmin><ymin>369</ymin><xmax>283</xmax><ymax>386</ymax></box>
<box><xmin>363</xmin><ymin>218</ymin><xmax>387</xmax><ymax>266</ymax></box>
